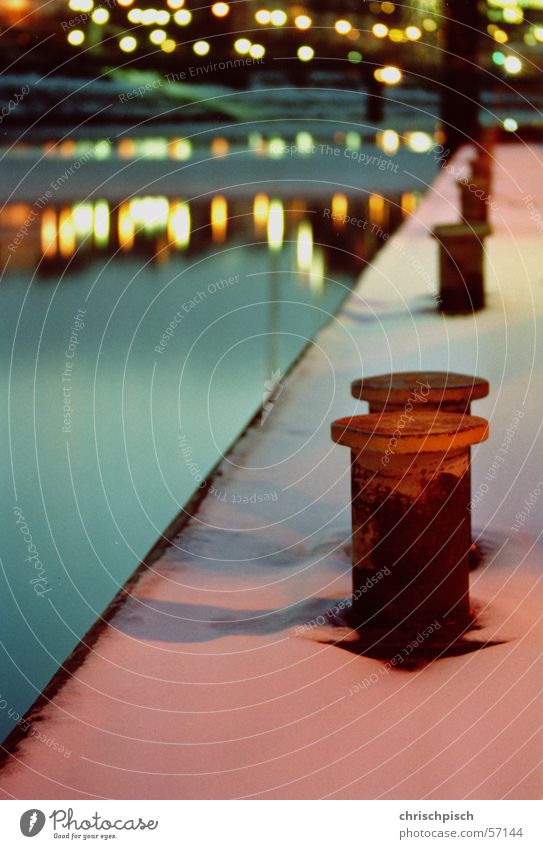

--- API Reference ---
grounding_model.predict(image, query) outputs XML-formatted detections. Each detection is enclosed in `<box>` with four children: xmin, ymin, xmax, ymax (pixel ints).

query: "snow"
<box><xmin>1</xmin><ymin>143</ymin><xmax>542</xmax><ymax>800</ymax></box>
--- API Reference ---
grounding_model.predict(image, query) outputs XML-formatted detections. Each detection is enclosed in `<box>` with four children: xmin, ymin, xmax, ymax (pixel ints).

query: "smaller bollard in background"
<box><xmin>433</xmin><ymin>222</ymin><xmax>492</xmax><ymax>313</ymax></box>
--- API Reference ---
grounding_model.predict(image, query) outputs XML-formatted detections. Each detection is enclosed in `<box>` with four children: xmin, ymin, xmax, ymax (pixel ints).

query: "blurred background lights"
<box><xmin>91</xmin><ymin>8</ymin><xmax>109</xmax><ymax>24</ymax></box>
<box><xmin>372</xmin><ymin>23</ymin><xmax>388</xmax><ymax>38</ymax></box>
<box><xmin>504</xmin><ymin>55</ymin><xmax>522</xmax><ymax>74</ymax></box>
<box><xmin>127</xmin><ymin>9</ymin><xmax>142</xmax><ymax>23</ymax></box>
<box><xmin>534</xmin><ymin>27</ymin><xmax>543</xmax><ymax>42</ymax></box>
<box><xmin>117</xmin><ymin>0</ymin><xmax>134</xmax><ymax>5</ymax></box>
<box><xmin>173</xmin><ymin>9</ymin><xmax>191</xmax><ymax>24</ymax></box>
<box><xmin>234</xmin><ymin>38</ymin><xmax>251</xmax><ymax>55</ymax></box>
<box><xmin>492</xmin><ymin>50</ymin><xmax>505</xmax><ymax>64</ymax></box>
<box><xmin>348</xmin><ymin>51</ymin><xmax>362</xmax><ymax>63</ymax></box>
<box><xmin>375</xmin><ymin>66</ymin><xmax>402</xmax><ymax>85</ymax></box>
<box><xmin>294</xmin><ymin>15</ymin><xmax>311</xmax><ymax>30</ymax></box>
<box><xmin>67</xmin><ymin>30</ymin><xmax>85</xmax><ymax>46</ymax></box>
<box><xmin>69</xmin><ymin>0</ymin><xmax>93</xmax><ymax>11</ymax></box>
<box><xmin>270</xmin><ymin>10</ymin><xmax>287</xmax><ymax>26</ymax></box>
<box><xmin>503</xmin><ymin>117</ymin><xmax>518</xmax><ymax>133</ymax></box>
<box><xmin>193</xmin><ymin>40</ymin><xmax>211</xmax><ymax>56</ymax></box>
<box><xmin>297</xmin><ymin>45</ymin><xmax>314</xmax><ymax>61</ymax></box>
<box><xmin>119</xmin><ymin>36</ymin><xmax>137</xmax><ymax>52</ymax></box>
<box><xmin>405</xmin><ymin>26</ymin><xmax>422</xmax><ymax>41</ymax></box>
<box><xmin>161</xmin><ymin>38</ymin><xmax>176</xmax><ymax>53</ymax></box>
<box><xmin>255</xmin><ymin>9</ymin><xmax>271</xmax><ymax>24</ymax></box>
<box><xmin>211</xmin><ymin>2</ymin><xmax>229</xmax><ymax>17</ymax></box>
<box><xmin>406</xmin><ymin>132</ymin><xmax>433</xmax><ymax>153</ymax></box>
<box><xmin>166</xmin><ymin>0</ymin><xmax>184</xmax><ymax>8</ymax></box>
<box><xmin>335</xmin><ymin>20</ymin><xmax>352</xmax><ymax>35</ymax></box>
<box><xmin>249</xmin><ymin>43</ymin><xmax>265</xmax><ymax>59</ymax></box>
<box><xmin>503</xmin><ymin>7</ymin><xmax>523</xmax><ymax>25</ymax></box>
<box><xmin>150</xmin><ymin>29</ymin><xmax>167</xmax><ymax>44</ymax></box>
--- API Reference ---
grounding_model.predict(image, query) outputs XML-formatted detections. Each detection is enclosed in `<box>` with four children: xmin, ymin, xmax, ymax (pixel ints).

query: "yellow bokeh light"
<box><xmin>118</xmin><ymin>203</ymin><xmax>135</xmax><ymax>251</ymax></box>
<box><xmin>150</xmin><ymin>29</ymin><xmax>167</xmax><ymax>44</ymax></box>
<box><xmin>119</xmin><ymin>36</ymin><xmax>137</xmax><ymax>52</ymax></box>
<box><xmin>380</xmin><ymin>129</ymin><xmax>400</xmax><ymax>154</ymax></box>
<box><xmin>41</xmin><ymin>209</ymin><xmax>57</xmax><ymax>259</ymax></box>
<box><xmin>295</xmin><ymin>15</ymin><xmax>311</xmax><ymax>30</ymax></box>
<box><xmin>253</xmin><ymin>193</ymin><xmax>269</xmax><ymax>236</ymax></box>
<box><xmin>270</xmin><ymin>10</ymin><xmax>287</xmax><ymax>26</ymax></box>
<box><xmin>67</xmin><ymin>29</ymin><xmax>85</xmax><ymax>46</ymax></box>
<box><xmin>155</xmin><ymin>10</ymin><xmax>170</xmax><ymax>25</ymax></box>
<box><xmin>423</xmin><ymin>18</ymin><xmax>437</xmax><ymax>32</ymax></box>
<box><xmin>58</xmin><ymin>209</ymin><xmax>76</xmax><ymax>258</ymax></box>
<box><xmin>389</xmin><ymin>28</ymin><xmax>404</xmax><ymax>43</ymax></box>
<box><xmin>267</xmin><ymin>199</ymin><xmax>284</xmax><ymax>250</ymax></box>
<box><xmin>335</xmin><ymin>20</ymin><xmax>352</xmax><ymax>35</ymax></box>
<box><xmin>255</xmin><ymin>9</ymin><xmax>271</xmax><ymax>24</ymax></box>
<box><xmin>211</xmin><ymin>2</ymin><xmax>229</xmax><ymax>17</ymax></box>
<box><xmin>91</xmin><ymin>8</ymin><xmax>109</xmax><ymax>24</ymax></box>
<box><xmin>405</xmin><ymin>26</ymin><xmax>421</xmax><ymax>41</ymax></box>
<box><xmin>127</xmin><ymin>9</ymin><xmax>142</xmax><ymax>23</ymax></box>
<box><xmin>250</xmin><ymin>43</ymin><xmax>265</xmax><ymax>59</ymax></box>
<box><xmin>161</xmin><ymin>38</ymin><xmax>176</xmax><ymax>53</ymax></box>
<box><xmin>173</xmin><ymin>9</ymin><xmax>191</xmax><ymax>24</ymax></box>
<box><xmin>372</xmin><ymin>23</ymin><xmax>388</xmax><ymax>38</ymax></box>
<box><xmin>168</xmin><ymin>202</ymin><xmax>191</xmax><ymax>249</ymax></box>
<box><xmin>381</xmin><ymin>2</ymin><xmax>395</xmax><ymax>13</ymax></box>
<box><xmin>534</xmin><ymin>27</ymin><xmax>543</xmax><ymax>42</ymax></box>
<box><xmin>503</xmin><ymin>7</ymin><xmax>523</xmax><ymax>24</ymax></box>
<box><xmin>504</xmin><ymin>55</ymin><xmax>522</xmax><ymax>74</ymax></box>
<box><xmin>331</xmin><ymin>193</ymin><xmax>348</xmax><ymax>225</ymax></box>
<box><xmin>193</xmin><ymin>40</ymin><xmax>210</xmax><ymax>56</ymax></box>
<box><xmin>69</xmin><ymin>0</ymin><xmax>93</xmax><ymax>11</ymax></box>
<box><xmin>234</xmin><ymin>38</ymin><xmax>251</xmax><ymax>55</ymax></box>
<box><xmin>494</xmin><ymin>29</ymin><xmax>508</xmax><ymax>44</ymax></box>
<box><xmin>166</xmin><ymin>0</ymin><xmax>184</xmax><ymax>8</ymax></box>
<box><xmin>211</xmin><ymin>137</ymin><xmax>229</xmax><ymax>157</ymax></box>
<box><xmin>117</xmin><ymin>0</ymin><xmax>134</xmax><ymax>6</ymax></box>
<box><xmin>297</xmin><ymin>45</ymin><xmax>314</xmax><ymax>61</ymax></box>
<box><xmin>375</xmin><ymin>66</ymin><xmax>402</xmax><ymax>85</ymax></box>
<box><xmin>211</xmin><ymin>195</ymin><xmax>228</xmax><ymax>243</ymax></box>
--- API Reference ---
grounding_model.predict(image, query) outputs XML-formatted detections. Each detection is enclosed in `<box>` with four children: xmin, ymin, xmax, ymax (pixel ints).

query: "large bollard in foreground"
<box><xmin>331</xmin><ymin>411</ymin><xmax>489</xmax><ymax>643</ymax></box>
<box><xmin>350</xmin><ymin>371</ymin><xmax>489</xmax><ymax>415</ymax></box>
<box><xmin>350</xmin><ymin>372</ymin><xmax>489</xmax><ymax>567</ymax></box>
<box><xmin>433</xmin><ymin>222</ymin><xmax>492</xmax><ymax>313</ymax></box>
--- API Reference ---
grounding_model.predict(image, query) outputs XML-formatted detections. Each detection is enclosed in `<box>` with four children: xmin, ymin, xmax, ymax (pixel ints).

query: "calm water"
<box><xmin>0</xmin><ymin>133</ymin><xmax>424</xmax><ymax>742</ymax></box>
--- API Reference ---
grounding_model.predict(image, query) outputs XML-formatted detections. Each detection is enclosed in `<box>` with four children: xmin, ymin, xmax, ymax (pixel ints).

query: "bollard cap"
<box><xmin>331</xmin><ymin>412</ymin><xmax>488</xmax><ymax>454</ymax></box>
<box><xmin>433</xmin><ymin>222</ymin><xmax>492</xmax><ymax>240</ymax></box>
<box><xmin>351</xmin><ymin>371</ymin><xmax>489</xmax><ymax>407</ymax></box>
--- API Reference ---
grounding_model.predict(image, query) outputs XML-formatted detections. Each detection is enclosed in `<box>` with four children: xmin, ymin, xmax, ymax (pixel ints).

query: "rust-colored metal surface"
<box><xmin>432</xmin><ymin>222</ymin><xmax>492</xmax><ymax>314</ymax></box>
<box><xmin>351</xmin><ymin>371</ymin><xmax>489</xmax><ymax>413</ymax></box>
<box><xmin>331</xmin><ymin>412</ymin><xmax>489</xmax><ymax>646</ymax></box>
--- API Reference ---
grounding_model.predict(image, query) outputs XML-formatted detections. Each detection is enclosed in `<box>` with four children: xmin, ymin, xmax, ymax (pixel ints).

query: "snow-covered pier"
<box><xmin>1</xmin><ymin>143</ymin><xmax>542</xmax><ymax>800</ymax></box>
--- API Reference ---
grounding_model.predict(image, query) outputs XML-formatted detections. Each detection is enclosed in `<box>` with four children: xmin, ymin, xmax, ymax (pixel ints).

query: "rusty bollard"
<box><xmin>350</xmin><ymin>371</ymin><xmax>489</xmax><ymax>415</ymax></box>
<box><xmin>331</xmin><ymin>411</ymin><xmax>489</xmax><ymax>645</ymax></box>
<box><xmin>432</xmin><ymin>222</ymin><xmax>492</xmax><ymax>313</ymax></box>
<box><xmin>350</xmin><ymin>372</ymin><xmax>489</xmax><ymax>568</ymax></box>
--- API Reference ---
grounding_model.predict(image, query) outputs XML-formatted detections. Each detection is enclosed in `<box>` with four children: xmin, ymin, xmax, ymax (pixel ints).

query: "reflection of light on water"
<box><xmin>94</xmin><ymin>201</ymin><xmax>110</xmax><ymax>248</ymax></box>
<box><xmin>309</xmin><ymin>247</ymin><xmax>325</xmax><ymax>293</ymax></box>
<box><xmin>93</xmin><ymin>139</ymin><xmax>112</xmax><ymax>160</ymax></box>
<box><xmin>248</xmin><ymin>132</ymin><xmax>266</xmax><ymax>156</ymax></box>
<box><xmin>268</xmin><ymin>137</ymin><xmax>286</xmax><ymax>159</ymax></box>
<box><xmin>211</xmin><ymin>195</ymin><xmax>228</xmax><ymax>243</ymax></box>
<box><xmin>345</xmin><ymin>131</ymin><xmax>361</xmax><ymax>150</ymax></box>
<box><xmin>253</xmin><ymin>193</ymin><xmax>269</xmax><ymax>237</ymax></box>
<box><xmin>168</xmin><ymin>201</ymin><xmax>191</xmax><ymax>249</ymax></box>
<box><xmin>59</xmin><ymin>140</ymin><xmax>76</xmax><ymax>157</ymax></box>
<box><xmin>118</xmin><ymin>138</ymin><xmax>136</xmax><ymax>159</ymax></box>
<box><xmin>129</xmin><ymin>196</ymin><xmax>169</xmax><ymax>232</ymax></box>
<box><xmin>295</xmin><ymin>131</ymin><xmax>313</xmax><ymax>154</ymax></box>
<box><xmin>41</xmin><ymin>208</ymin><xmax>57</xmax><ymax>258</ymax></box>
<box><xmin>297</xmin><ymin>220</ymin><xmax>313</xmax><ymax>272</ymax></box>
<box><xmin>211</xmin><ymin>137</ymin><xmax>229</xmax><ymax>158</ymax></box>
<box><xmin>406</xmin><ymin>132</ymin><xmax>433</xmax><ymax>153</ymax></box>
<box><xmin>401</xmin><ymin>192</ymin><xmax>418</xmax><ymax>216</ymax></box>
<box><xmin>378</xmin><ymin>129</ymin><xmax>400</xmax><ymax>155</ymax></box>
<box><xmin>331</xmin><ymin>193</ymin><xmax>348</xmax><ymax>225</ymax></box>
<box><xmin>170</xmin><ymin>138</ymin><xmax>192</xmax><ymax>160</ymax></box>
<box><xmin>267</xmin><ymin>199</ymin><xmax>284</xmax><ymax>251</ymax></box>
<box><xmin>369</xmin><ymin>193</ymin><xmax>385</xmax><ymax>225</ymax></box>
<box><xmin>140</xmin><ymin>138</ymin><xmax>168</xmax><ymax>160</ymax></box>
<box><xmin>58</xmin><ymin>208</ymin><xmax>76</xmax><ymax>257</ymax></box>
<box><xmin>73</xmin><ymin>203</ymin><xmax>94</xmax><ymax>237</ymax></box>
<box><xmin>118</xmin><ymin>202</ymin><xmax>135</xmax><ymax>251</ymax></box>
